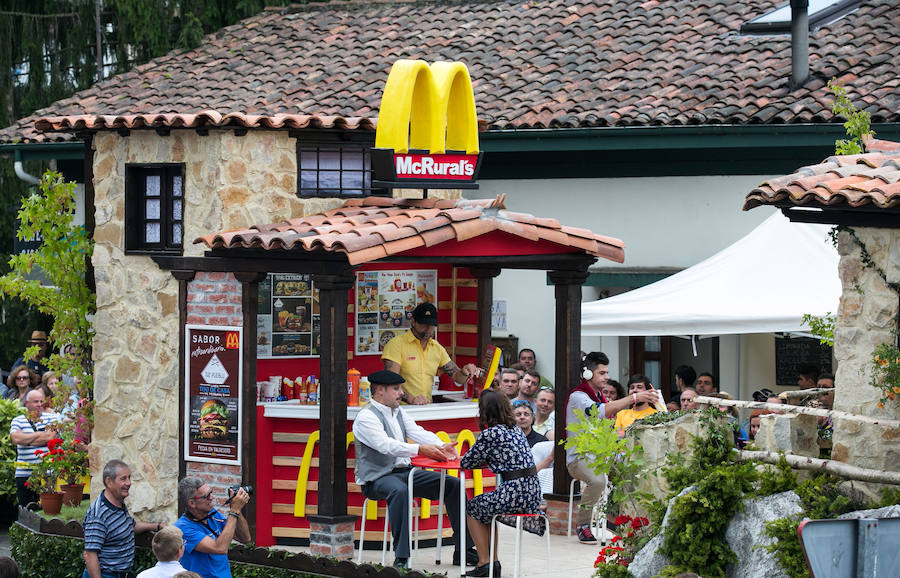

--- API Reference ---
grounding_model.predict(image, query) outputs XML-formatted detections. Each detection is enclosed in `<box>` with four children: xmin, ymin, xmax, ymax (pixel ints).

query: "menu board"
<box><xmin>256</xmin><ymin>273</ymin><xmax>321</xmax><ymax>358</ymax></box>
<box><xmin>355</xmin><ymin>269</ymin><xmax>437</xmax><ymax>355</ymax></box>
<box><xmin>184</xmin><ymin>325</ymin><xmax>242</xmax><ymax>465</ymax></box>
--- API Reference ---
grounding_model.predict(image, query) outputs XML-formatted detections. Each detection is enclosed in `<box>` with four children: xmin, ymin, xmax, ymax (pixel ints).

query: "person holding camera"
<box><xmin>174</xmin><ymin>477</ymin><xmax>250</xmax><ymax>578</ymax></box>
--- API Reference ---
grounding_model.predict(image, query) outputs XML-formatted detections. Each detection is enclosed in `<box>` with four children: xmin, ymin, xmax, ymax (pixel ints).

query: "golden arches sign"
<box><xmin>372</xmin><ymin>59</ymin><xmax>483</xmax><ymax>188</ymax></box>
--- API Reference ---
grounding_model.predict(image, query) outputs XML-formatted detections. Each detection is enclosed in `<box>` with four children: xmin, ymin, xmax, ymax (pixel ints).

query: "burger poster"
<box><xmin>185</xmin><ymin>325</ymin><xmax>242</xmax><ymax>465</ymax></box>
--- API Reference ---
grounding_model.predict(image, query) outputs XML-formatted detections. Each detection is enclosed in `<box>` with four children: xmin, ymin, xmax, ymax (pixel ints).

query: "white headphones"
<box><xmin>582</xmin><ymin>365</ymin><xmax>593</xmax><ymax>380</ymax></box>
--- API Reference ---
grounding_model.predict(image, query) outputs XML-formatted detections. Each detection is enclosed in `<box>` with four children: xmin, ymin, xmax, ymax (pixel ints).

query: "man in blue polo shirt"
<box><xmin>83</xmin><ymin>460</ymin><xmax>160</xmax><ymax>578</ymax></box>
<box><xmin>174</xmin><ymin>477</ymin><xmax>250</xmax><ymax>577</ymax></box>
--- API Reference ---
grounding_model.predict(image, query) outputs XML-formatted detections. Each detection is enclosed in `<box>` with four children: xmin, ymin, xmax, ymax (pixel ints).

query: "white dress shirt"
<box><xmin>352</xmin><ymin>398</ymin><xmax>443</xmax><ymax>485</ymax></box>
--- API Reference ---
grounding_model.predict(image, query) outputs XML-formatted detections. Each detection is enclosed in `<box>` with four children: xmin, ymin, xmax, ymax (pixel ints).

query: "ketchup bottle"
<box><xmin>347</xmin><ymin>368</ymin><xmax>361</xmax><ymax>406</ymax></box>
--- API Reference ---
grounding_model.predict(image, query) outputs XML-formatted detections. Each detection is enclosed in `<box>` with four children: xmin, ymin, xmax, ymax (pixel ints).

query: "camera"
<box><xmin>224</xmin><ymin>485</ymin><xmax>253</xmax><ymax>505</ymax></box>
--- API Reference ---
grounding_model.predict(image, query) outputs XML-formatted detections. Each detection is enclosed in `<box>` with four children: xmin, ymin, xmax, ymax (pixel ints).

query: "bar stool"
<box><xmin>356</xmin><ymin>497</ymin><xmax>419</xmax><ymax>565</ymax></box>
<box><xmin>567</xmin><ymin>478</ymin><xmax>611</xmax><ymax>543</ymax></box>
<box><xmin>488</xmin><ymin>512</ymin><xmax>551</xmax><ymax>578</ymax></box>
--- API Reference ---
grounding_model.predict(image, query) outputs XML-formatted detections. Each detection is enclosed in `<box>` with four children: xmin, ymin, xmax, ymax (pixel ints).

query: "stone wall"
<box><xmin>832</xmin><ymin>227</ymin><xmax>900</xmax><ymax>482</ymax></box>
<box><xmin>89</xmin><ymin>128</ymin><xmax>462</xmax><ymax>518</ymax></box>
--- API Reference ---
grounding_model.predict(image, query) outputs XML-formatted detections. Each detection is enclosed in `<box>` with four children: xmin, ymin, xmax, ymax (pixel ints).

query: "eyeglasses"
<box><xmin>539</xmin><ymin>386</ymin><xmax>554</xmax><ymax>392</ymax></box>
<box><xmin>15</xmin><ymin>375</ymin><xmax>29</xmax><ymax>381</ymax></box>
<box><xmin>193</xmin><ymin>490</ymin><xmax>213</xmax><ymax>501</ymax></box>
<box><xmin>511</xmin><ymin>400</ymin><xmax>533</xmax><ymax>409</ymax></box>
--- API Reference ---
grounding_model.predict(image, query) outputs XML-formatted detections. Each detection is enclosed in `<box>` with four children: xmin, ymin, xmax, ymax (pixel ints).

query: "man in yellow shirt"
<box><xmin>382</xmin><ymin>303</ymin><xmax>480</xmax><ymax>404</ymax></box>
<box><xmin>613</xmin><ymin>375</ymin><xmax>660</xmax><ymax>435</ymax></box>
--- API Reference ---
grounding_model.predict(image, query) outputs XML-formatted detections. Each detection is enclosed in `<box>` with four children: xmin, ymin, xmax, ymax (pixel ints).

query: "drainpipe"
<box><xmin>790</xmin><ymin>0</ymin><xmax>809</xmax><ymax>89</ymax></box>
<box><xmin>13</xmin><ymin>149</ymin><xmax>40</xmax><ymax>185</ymax></box>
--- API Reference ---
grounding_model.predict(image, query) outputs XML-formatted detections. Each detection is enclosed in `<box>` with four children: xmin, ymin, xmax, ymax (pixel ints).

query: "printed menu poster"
<box><xmin>355</xmin><ymin>269</ymin><xmax>437</xmax><ymax>355</ymax></box>
<box><xmin>185</xmin><ymin>325</ymin><xmax>242</xmax><ymax>465</ymax></box>
<box><xmin>257</xmin><ymin>274</ymin><xmax>321</xmax><ymax>358</ymax></box>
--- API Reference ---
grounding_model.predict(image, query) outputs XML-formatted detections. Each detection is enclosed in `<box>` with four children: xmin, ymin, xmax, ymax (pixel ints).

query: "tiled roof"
<box><xmin>743</xmin><ymin>139</ymin><xmax>900</xmax><ymax>211</ymax></box>
<box><xmin>195</xmin><ymin>195</ymin><xmax>625</xmax><ymax>266</ymax></box>
<box><xmin>3</xmin><ymin>0</ymin><xmax>899</xmax><ymax>143</ymax></box>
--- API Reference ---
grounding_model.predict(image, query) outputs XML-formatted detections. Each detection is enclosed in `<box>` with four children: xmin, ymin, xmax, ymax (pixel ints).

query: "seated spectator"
<box><xmin>533</xmin><ymin>387</ymin><xmax>555</xmax><ymax>440</ymax></box>
<box><xmin>816</xmin><ymin>373</ymin><xmax>835</xmax><ymax>409</ymax></box>
<box><xmin>461</xmin><ymin>389</ymin><xmax>542</xmax><ymax>577</ymax></box>
<box><xmin>601</xmin><ymin>379</ymin><xmax>626</xmax><ymax>402</ymax></box>
<box><xmin>679</xmin><ymin>387</ymin><xmax>699</xmax><ymax>411</ymax></box>
<box><xmin>512</xmin><ymin>399</ymin><xmax>547</xmax><ymax>447</ymax></box>
<box><xmin>498</xmin><ymin>368</ymin><xmax>520</xmax><ymax>400</ymax></box>
<box><xmin>137</xmin><ymin>526</ymin><xmax>187</xmax><ymax>577</ymax></box>
<box><xmin>5</xmin><ymin>365</ymin><xmax>38</xmax><ymax>401</ymax></box>
<box><xmin>747</xmin><ymin>409</ymin><xmax>772</xmax><ymax>441</ymax></box>
<box><xmin>513</xmin><ymin>370</ymin><xmax>541</xmax><ymax>413</ymax></box>
<box><xmin>613</xmin><ymin>375</ymin><xmax>659</xmax><ymax>435</ymax></box>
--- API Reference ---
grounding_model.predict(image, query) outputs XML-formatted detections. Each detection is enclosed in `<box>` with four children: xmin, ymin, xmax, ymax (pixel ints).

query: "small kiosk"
<box><xmin>154</xmin><ymin>60</ymin><xmax>626</xmax><ymax>550</ymax></box>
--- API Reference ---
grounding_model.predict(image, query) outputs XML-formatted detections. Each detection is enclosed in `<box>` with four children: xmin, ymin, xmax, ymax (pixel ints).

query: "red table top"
<box><xmin>410</xmin><ymin>456</ymin><xmax>463</xmax><ymax>470</ymax></box>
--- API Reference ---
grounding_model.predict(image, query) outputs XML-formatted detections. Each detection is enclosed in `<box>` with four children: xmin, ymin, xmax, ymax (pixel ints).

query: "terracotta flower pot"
<box><xmin>40</xmin><ymin>492</ymin><xmax>64</xmax><ymax>516</ymax></box>
<box><xmin>61</xmin><ymin>484</ymin><xmax>85</xmax><ymax>507</ymax></box>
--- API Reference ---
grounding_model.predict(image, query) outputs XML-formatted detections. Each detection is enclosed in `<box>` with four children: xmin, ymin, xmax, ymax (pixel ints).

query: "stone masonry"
<box><xmin>832</xmin><ymin>227</ymin><xmax>900</xmax><ymax>493</ymax></box>
<box><xmin>88</xmin><ymin>127</ymin><xmax>461</xmax><ymax>521</ymax></box>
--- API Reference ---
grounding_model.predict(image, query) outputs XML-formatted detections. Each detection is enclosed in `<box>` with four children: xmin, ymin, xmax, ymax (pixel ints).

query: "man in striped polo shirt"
<box><xmin>83</xmin><ymin>460</ymin><xmax>160</xmax><ymax>578</ymax></box>
<box><xmin>10</xmin><ymin>388</ymin><xmax>61</xmax><ymax>508</ymax></box>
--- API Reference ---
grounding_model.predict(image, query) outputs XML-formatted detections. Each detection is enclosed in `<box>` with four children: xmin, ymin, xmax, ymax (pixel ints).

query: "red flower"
<box><xmin>614</xmin><ymin>515</ymin><xmax>631</xmax><ymax>526</ymax></box>
<box><xmin>610</xmin><ymin>535</ymin><xmax>621</xmax><ymax>543</ymax></box>
<box><xmin>47</xmin><ymin>438</ymin><xmax>63</xmax><ymax>450</ymax></box>
<box><xmin>626</xmin><ymin>531</ymin><xmax>634</xmax><ymax>539</ymax></box>
<box><xmin>34</xmin><ymin>449</ymin><xmax>43</xmax><ymax>456</ymax></box>
<box><xmin>631</xmin><ymin>517</ymin><xmax>649</xmax><ymax>529</ymax></box>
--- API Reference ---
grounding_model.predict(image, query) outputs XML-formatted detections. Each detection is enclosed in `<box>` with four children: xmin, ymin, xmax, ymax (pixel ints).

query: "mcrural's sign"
<box><xmin>372</xmin><ymin>59</ymin><xmax>483</xmax><ymax>188</ymax></box>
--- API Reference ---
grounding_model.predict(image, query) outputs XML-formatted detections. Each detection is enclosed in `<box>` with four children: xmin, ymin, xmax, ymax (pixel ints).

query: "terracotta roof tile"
<box><xmin>744</xmin><ymin>141</ymin><xmax>900</xmax><ymax>210</ymax></box>
<box><xmin>196</xmin><ymin>195</ymin><xmax>624</xmax><ymax>265</ymax></box>
<box><xmin>4</xmin><ymin>0</ymin><xmax>899</xmax><ymax>143</ymax></box>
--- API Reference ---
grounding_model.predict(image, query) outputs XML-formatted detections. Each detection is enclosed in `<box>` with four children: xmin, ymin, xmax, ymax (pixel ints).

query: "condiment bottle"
<box><xmin>347</xmin><ymin>368</ymin><xmax>361</xmax><ymax>407</ymax></box>
<box><xmin>307</xmin><ymin>375</ymin><xmax>318</xmax><ymax>405</ymax></box>
<box><xmin>295</xmin><ymin>376</ymin><xmax>307</xmax><ymax>403</ymax></box>
<box><xmin>358</xmin><ymin>376</ymin><xmax>371</xmax><ymax>405</ymax></box>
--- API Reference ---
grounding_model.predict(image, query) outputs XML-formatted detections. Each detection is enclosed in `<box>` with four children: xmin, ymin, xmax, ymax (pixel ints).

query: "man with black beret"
<box><xmin>352</xmin><ymin>370</ymin><xmax>476</xmax><ymax>570</ymax></box>
<box><xmin>381</xmin><ymin>302</ymin><xmax>481</xmax><ymax>404</ymax></box>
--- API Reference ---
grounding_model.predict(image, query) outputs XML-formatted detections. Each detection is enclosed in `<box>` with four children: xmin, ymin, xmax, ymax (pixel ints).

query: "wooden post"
<box><xmin>173</xmin><ymin>270</ymin><xmax>195</xmax><ymax>491</ymax></box>
<box><xmin>309</xmin><ymin>273</ymin><xmax>355</xmax><ymax>522</ymax></box>
<box><xmin>469</xmin><ymin>266</ymin><xmax>501</xmax><ymax>362</ymax></box>
<box><xmin>235</xmin><ymin>271</ymin><xmax>267</xmax><ymax>541</ymax></box>
<box><xmin>548</xmin><ymin>267</ymin><xmax>590</xmax><ymax>497</ymax></box>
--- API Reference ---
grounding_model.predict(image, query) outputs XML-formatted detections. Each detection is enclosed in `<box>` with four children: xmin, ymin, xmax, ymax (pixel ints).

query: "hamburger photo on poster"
<box><xmin>185</xmin><ymin>325</ymin><xmax>242</xmax><ymax>464</ymax></box>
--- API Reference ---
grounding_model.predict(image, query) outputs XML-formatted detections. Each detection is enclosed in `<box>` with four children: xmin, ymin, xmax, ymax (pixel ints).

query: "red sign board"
<box><xmin>184</xmin><ymin>325</ymin><xmax>243</xmax><ymax>465</ymax></box>
<box><xmin>394</xmin><ymin>153</ymin><xmax>479</xmax><ymax>180</ymax></box>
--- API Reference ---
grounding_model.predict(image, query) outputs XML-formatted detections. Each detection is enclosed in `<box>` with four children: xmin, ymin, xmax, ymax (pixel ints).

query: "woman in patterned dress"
<box><xmin>460</xmin><ymin>389</ymin><xmax>542</xmax><ymax>577</ymax></box>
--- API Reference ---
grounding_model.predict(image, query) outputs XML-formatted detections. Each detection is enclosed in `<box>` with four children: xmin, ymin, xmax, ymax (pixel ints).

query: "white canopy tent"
<box><xmin>581</xmin><ymin>212</ymin><xmax>840</xmax><ymax>337</ymax></box>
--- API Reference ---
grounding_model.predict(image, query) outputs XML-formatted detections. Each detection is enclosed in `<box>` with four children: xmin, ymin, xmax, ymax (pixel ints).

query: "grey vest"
<box><xmin>354</xmin><ymin>403</ymin><xmax>409</xmax><ymax>484</ymax></box>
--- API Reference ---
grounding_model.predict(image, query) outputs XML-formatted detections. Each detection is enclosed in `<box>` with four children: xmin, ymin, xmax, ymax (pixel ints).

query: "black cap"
<box><xmin>752</xmin><ymin>388</ymin><xmax>774</xmax><ymax>402</ymax></box>
<box><xmin>368</xmin><ymin>370</ymin><xmax>406</xmax><ymax>386</ymax></box>
<box><xmin>411</xmin><ymin>302</ymin><xmax>438</xmax><ymax>326</ymax></box>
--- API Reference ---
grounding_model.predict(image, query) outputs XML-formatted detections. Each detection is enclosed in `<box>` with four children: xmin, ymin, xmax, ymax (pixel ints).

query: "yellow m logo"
<box><xmin>375</xmin><ymin>60</ymin><xmax>479</xmax><ymax>155</ymax></box>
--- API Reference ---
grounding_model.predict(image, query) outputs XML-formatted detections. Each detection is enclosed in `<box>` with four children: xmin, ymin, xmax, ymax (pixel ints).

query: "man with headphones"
<box><xmin>565</xmin><ymin>352</ymin><xmax>659</xmax><ymax>544</ymax></box>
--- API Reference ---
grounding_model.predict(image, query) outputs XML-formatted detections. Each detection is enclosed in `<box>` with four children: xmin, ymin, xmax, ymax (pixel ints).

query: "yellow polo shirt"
<box><xmin>613</xmin><ymin>405</ymin><xmax>658</xmax><ymax>434</ymax></box>
<box><xmin>381</xmin><ymin>330</ymin><xmax>451</xmax><ymax>402</ymax></box>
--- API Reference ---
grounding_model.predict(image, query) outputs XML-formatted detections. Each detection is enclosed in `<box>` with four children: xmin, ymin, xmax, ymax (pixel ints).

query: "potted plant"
<box><xmin>26</xmin><ymin>439</ymin><xmax>64</xmax><ymax>515</ymax></box>
<box><xmin>56</xmin><ymin>438</ymin><xmax>89</xmax><ymax>506</ymax></box>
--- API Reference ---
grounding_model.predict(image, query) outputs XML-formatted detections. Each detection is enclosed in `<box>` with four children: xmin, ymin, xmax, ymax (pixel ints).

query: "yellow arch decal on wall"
<box><xmin>293</xmin><ymin>429</ymin><xmax>320</xmax><ymax>517</ymax></box>
<box><xmin>375</xmin><ymin>59</ymin><xmax>479</xmax><ymax>155</ymax></box>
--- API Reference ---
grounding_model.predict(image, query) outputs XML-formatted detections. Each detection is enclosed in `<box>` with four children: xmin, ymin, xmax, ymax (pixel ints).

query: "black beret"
<box><xmin>368</xmin><ymin>370</ymin><xmax>406</xmax><ymax>386</ymax></box>
<box><xmin>412</xmin><ymin>302</ymin><xmax>438</xmax><ymax>326</ymax></box>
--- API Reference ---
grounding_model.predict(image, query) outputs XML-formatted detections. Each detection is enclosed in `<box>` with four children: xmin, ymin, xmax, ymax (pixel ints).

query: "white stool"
<box><xmin>567</xmin><ymin>478</ymin><xmax>611</xmax><ymax>543</ymax></box>
<box><xmin>357</xmin><ymin>497</ymin><xmax>419</xmax><ymax>565</ymax></box>
<box><xmin>488</xmin><ymin>513</ymin><xmax>551</xmax><ymax>578</ymax></box>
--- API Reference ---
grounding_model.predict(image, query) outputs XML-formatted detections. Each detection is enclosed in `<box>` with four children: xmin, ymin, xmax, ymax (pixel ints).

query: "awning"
<box><xmin>581</xmin><ymin>212</ymin><xmax>840</xmax><ymax>336</ymax></box>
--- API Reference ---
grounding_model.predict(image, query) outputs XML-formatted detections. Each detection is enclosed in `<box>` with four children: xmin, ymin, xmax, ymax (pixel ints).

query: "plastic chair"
<box><xmin>567</xmin><ymin>478</ymin><xmax>611</xmax><ymax>544</ymax></box>
<box><xmin>357</xmin><ymin>497</ymin><xmax>419</xmax><ymax>565</ymax></box>
<box><xmin>488</xmin><ymin>512</ymin><xmax>552</xmax><ymax>578</ymax></box>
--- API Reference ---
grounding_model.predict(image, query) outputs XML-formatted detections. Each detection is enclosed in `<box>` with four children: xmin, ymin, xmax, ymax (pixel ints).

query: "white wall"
<box><xmin>475</xmin><ymin>175</ymin><xmax>777</xmax><ymax>385</ymax></box>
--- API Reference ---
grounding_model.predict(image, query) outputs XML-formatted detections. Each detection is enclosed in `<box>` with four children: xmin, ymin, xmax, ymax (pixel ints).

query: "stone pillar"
<box><xmin>309</xmin><ymin>518</ymin><xmax>356</xmax><ymax>559</ymax></box>
<box><xmin>545</xmin><ymin>266</ymin><xmax>591</xmax><ymax>534</ymax></box>
<box><xmin>831</xmin><ymin>227</ymin><xmax>900</xmax><ymax>493</ymax></box>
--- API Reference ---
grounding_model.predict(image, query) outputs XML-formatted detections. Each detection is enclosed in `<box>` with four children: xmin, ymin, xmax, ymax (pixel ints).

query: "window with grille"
<box><xmin>124</xmin><ymin>164</ymin><xmax>184</xmax><ymax>254</ymax></box>
<box><xmin>297</xmin><ymin>142</ymin><xmax>382</xmax><ymax>197</ymax></box>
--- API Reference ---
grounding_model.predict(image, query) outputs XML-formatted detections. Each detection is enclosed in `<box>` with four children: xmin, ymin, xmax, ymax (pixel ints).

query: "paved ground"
<box><xmin>277</xmin><ymin>524</ymin><xmax>607</xmax><ymax>577</ymax></box>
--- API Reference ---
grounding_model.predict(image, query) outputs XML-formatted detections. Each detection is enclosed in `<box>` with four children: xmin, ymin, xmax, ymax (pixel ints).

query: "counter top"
<box><xmin>261</xmin><ymin>395</ymin><xmax>479</xmax><ymax>420</ymax></box>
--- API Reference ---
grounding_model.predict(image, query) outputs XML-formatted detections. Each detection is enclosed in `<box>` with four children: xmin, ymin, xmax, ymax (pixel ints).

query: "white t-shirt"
<box><xmin>565</xmin><ymin>390</ymin><xmax>604</xmax><ymax>464</ymax></box>
<box><xmin>136</xmin><ymin>560</ymin><xmax>186</xmax><ymax>577</ymax></box>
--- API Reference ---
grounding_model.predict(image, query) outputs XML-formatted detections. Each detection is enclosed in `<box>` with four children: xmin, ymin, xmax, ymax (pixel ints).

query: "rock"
<box><xmin>724</xmin><ymin>491</ymin><xmax>802</xmax><ymax>578</ymax></box>
<box><xmin>837</xmin><ymin>504</ymin><xmax>900</xmax><ymax>519</ymax></box>
<box><xmin>628</xmin><ymin>486</ymin><xmax>696</xmax><ymax>578</ymax></box>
